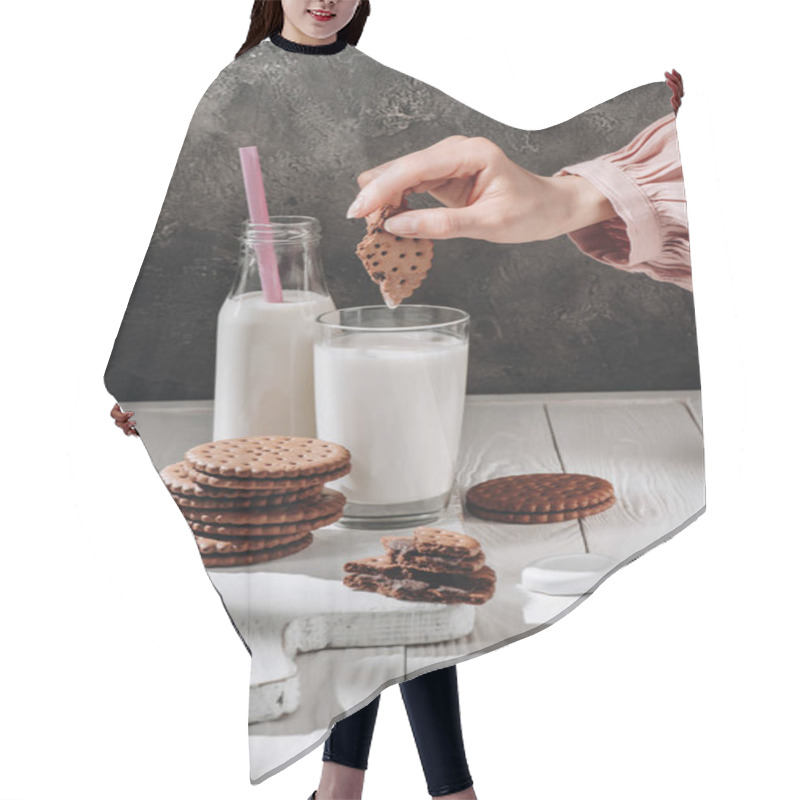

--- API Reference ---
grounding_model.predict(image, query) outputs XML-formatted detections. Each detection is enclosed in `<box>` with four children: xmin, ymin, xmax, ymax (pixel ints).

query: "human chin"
<box><xmin>299</xmin><ymin>2</ymin><xmax>358</xmax><ymax>38</ymax></box>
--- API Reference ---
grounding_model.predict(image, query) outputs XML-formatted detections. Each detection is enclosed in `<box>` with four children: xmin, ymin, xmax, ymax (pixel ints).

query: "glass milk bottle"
<box><xmin>213</xmin><ymin>216</ymin><xmax>335</xmax><ymax>440</ymax></box>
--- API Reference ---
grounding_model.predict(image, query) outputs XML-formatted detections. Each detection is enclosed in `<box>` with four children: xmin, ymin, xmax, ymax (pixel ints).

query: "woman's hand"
<box><xmin>346</xmin><ymin>136</ymin><xmax>615</xmax><ymax>244</ymax></box>
<box><xmin>111</xmin><ymin>403</ymin><xmax>139</xmax><ymax>436</ymax></box>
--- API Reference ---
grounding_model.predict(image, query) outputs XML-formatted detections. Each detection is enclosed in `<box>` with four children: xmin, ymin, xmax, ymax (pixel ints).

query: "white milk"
<box><xmin>214</xmin><ymin>289</ymin><xmax>335</xmax><ymax>440</ymax></box>
<box><xmin>314</xmin><ymin>332</ymin><xmax>469</xmax><ymax>506</ymax></box>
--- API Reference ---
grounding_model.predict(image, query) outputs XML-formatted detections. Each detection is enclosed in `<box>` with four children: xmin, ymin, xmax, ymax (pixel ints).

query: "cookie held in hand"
<box><xmin>355</xmin><ymin>202</ymin><xmax>434</xmax><ymax>309</ymax></box>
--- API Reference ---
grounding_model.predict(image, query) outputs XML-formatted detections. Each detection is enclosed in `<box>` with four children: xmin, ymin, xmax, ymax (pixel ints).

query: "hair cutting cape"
<box><xmin>105</xmin><ymin>37</ymin><xmax>703</xmax><ymax>784</ymax></box>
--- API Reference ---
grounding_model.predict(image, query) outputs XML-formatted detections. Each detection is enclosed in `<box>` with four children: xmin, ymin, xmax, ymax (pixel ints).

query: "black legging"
<box><xmin>323</xmin><ymin>665</ymin><xmax>473</xmax><ymax>797</ymax></box>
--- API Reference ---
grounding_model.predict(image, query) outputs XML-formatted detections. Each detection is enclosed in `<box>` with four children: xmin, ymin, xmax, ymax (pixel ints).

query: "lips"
<box><xmin>308</xmin><ymin>9</ymin><xmax>335</xmax><ymax>21</ymax></box>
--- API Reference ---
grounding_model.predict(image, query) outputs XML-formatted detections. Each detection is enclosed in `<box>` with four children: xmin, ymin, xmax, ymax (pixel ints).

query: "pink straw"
<box><xmin>238</xmin><ymin>146</ymin><xmax>283</xmax><ymax>303</ymax></box>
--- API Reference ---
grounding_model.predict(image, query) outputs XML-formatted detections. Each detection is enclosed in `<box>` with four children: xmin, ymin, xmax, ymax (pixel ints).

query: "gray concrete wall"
<box><xmin>105</xmin><ymin>41</ymin><xmax>699</xmax><ymax>401</ymax></box>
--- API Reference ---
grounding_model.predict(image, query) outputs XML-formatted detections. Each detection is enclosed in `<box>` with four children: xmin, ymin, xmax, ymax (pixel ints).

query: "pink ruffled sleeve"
<box><xmin>556</xmin><ymin>114</ymin><xmax>692</xmax><ymax>291</ymax></box>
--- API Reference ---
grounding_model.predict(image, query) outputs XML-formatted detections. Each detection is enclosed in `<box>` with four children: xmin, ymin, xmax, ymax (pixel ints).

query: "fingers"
<box><xmin>348</xmin><ymin>136</ymin><xmax>491</xmax><ymax>219</ymax></box>
<box><xmin>356</xmin><ymin>159</ymin><xmax>394</xmax><ymax>189</ymax></box>
<box><xmin>111</xmin><ymin>403</ymin><xmax>139</xmax><ymax>436</ymax></box>
<box><xmin>119</xmin><ymin>419</ymin><xmax>139</xmax><ymax>436</ymax></box>
<box><xmin>356</xmin><ymin>135</ymin><xmax>471</xmax><ymax>190</ymax></box>
<box><xmin>382</xmin><ymin>204</ymin><xmax>495</xmax><ymax>241</ymax></box>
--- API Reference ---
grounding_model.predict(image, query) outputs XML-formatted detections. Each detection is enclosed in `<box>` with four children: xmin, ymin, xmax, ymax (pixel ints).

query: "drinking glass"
<box><xmin>314</xmin><ymin>305</ymin><xmax>469</xmax><ymax>529</ymax></box>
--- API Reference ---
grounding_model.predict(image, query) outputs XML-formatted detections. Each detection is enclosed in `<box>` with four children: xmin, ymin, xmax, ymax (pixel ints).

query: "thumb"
<box><xmin>383</xmin><ymin>205</ymin><xmax>487</xmax><ymax>241</ymax></box>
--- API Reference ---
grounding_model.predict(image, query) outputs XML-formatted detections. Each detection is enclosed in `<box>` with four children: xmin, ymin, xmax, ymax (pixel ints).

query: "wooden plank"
<box><xmin>408</xmin><ymin>397</ymin><xmax>587</xmax><ymax>668</ymax></box>
<box><xmin>470</xmin><ymin>389</ymin><xmax>700</xmax><ymax>404</ymax></box>
<box><xmin>455</xmin><ymin>397</ymin><xmax>586</xmax><ymax>557</ymax></box>
<box><xmin>209</xmin><ymin>569</ymin><xmax>474</xmax><ymax>724</ymax></box>
<box><xmin>546</xmin><ymin>399</ymin><xmax>705</xmax><ymax>562</ymax></box>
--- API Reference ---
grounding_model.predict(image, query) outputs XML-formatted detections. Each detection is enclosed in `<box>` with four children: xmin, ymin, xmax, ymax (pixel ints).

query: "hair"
<box><xmin>236</xmin><ymin>1</ymin><xmax>371</xmax><ymax>58</ymax></box>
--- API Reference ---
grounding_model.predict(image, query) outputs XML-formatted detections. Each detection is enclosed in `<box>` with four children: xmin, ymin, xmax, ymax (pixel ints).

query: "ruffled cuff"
<box><xmin>555</xmin><ymin>114</ymin><xmax>692</xmax><ymax>291</ymax></box>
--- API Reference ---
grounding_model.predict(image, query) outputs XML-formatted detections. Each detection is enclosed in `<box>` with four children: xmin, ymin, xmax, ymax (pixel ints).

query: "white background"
<box><xmin>1</xmin><ymin>1</ymin><xmax>797</xmax><ymax>798</ymax></box>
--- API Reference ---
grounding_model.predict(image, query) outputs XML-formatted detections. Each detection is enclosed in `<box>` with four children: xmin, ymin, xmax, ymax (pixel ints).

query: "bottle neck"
<box><xmin>242</xmin><ymin>218</ymin><xmax>321</xmax><ymax>247</ymax></box>
<box><xmin>233</xmin><ymin>217</ymin><xmax>329</xmax><ymax>301</ymax></box>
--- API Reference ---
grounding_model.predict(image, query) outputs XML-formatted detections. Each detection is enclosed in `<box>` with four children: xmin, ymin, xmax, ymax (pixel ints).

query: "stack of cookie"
<box><xmin>466</xmin><ymin>473</ymin><xmax>616</xmax><ymax>523</ymax></box>
<box><xmin>343</xmin><ymin>527</ymin><xmax>496</xmax><ymax>605</ymax></box>
<box><xmin>160</xmin><ymin>435</ymin><xmax>350</xmax><ymax>568</ymax></box>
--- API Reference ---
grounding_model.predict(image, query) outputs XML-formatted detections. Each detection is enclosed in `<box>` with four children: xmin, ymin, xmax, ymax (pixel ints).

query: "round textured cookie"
<box><xmin>180</xmin><ymin>489</ymin><xmax>345</xmax><ymax>527</ymax></box>
<box><xmin>185</xmin><ymin>462</ymin><xmax>350</xmax><ymax>492</ymax></box>
<box><xmin>172</xmin><ymin>483</ymin><xmax>322</xmax><ymax>509</ymax></box>
<box><xmin>185</xmin><ymin>436</ymin><xmax>350</xmax><ymax>480</ymax></box>
<box><xmin>160</xmin><ymin>461</ymin><xmax>323</xmax><ymax>500</ymax></box>
<box><xmin>194</xmin><ymin>530</ymin><xmax>309</xmax><ymax>555</ymax></box>
<box><xmin>343</xmin><ymin>555</ymin><xmax>407</xmax><ymax>577</ymax></box>
<box><xmin>411</xmin><ymin>528</ymin><xmax>483</xmax><ymax>559</ymax></box>
<box><xmin>410</xmin><ymin>564</ymin><xmax>497</xmax><ymax>593</ymax></box>
<box><xmin>397</xmin><ymin>550</ymin><xmax>486</xmax><ymax>574</ymax></box>
<box><xmin>201</xmin><ymin>533</ymin><xmax>313</xmax><ymax>568</ymax></box>
<box><xmin>466</xmin><ymin>473</ymin><xmax>615</xmax><ymax>523</ymax></box>
<box><xmin>161</xmin><ymin>462</ymin><xmax>227</xmax><ymax>498</ymax></box>
<box><xmin>343</xmin><ymin>572</ymin><xmax>495</xmax><ymax>605</ymax></box>
<box><xmin>381</xmin><ymin>534</ymin><xmax>485</xmax><ymax>572</ymax></box>
<box><xmin>188</xmin><ymin>507</ymin><xmax>343</xmax><ymax>539</ymax></box>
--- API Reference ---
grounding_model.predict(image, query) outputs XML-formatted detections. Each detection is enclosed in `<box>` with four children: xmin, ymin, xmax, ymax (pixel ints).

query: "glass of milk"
<box><xmin>213</xmin><ymin>217</ymin><xmax>335</xmax><ymax>440</ymax></box>
<box><xmin>314</xmin><ymin>306</ymin><xmax>469</xmax><ymax>529</ymax></box>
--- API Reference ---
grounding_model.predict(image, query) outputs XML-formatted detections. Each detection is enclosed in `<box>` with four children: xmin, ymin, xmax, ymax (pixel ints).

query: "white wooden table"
<box><xmin>125</xmin><ymin>390</ymin><xmax>704</xmax><ymax>780</ymax></box>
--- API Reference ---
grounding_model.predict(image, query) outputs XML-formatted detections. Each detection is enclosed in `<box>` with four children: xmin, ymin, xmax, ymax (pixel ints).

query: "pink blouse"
<box><xmin>557</xmin><ymin>114</ymin><xmax>692</xmax><ymax>291</ymax></box>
